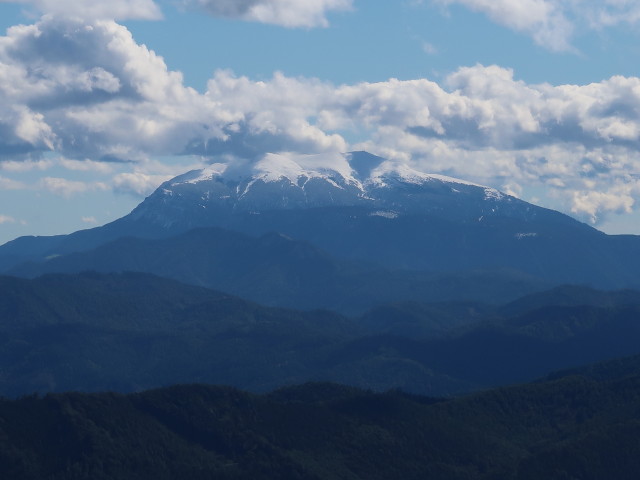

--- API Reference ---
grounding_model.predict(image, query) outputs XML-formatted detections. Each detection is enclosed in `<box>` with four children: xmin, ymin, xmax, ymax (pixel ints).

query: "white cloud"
<box><xmin>112</xmin><ymin>172</ymin><xmax>173</xmax><ymax>196</ymax></box>
<box><xmin>58</xmin><ymin>158</ymin><xmax>114</xmax><ymax>174</ymax></box>
<box><xmin>182</xmin><ymin>0</ymin><xmax>353</xmax><ymax>27</ymax></box>
<box><xmin>39</xmin><ymin>177</ymin><xmax>108</xmax><ymax>197</ymax></box>
<box><xmin>0</xmin><ymin>158</ymin><xmax>55</xmax><ymax>172</ymax></box>
<box><xmin>432</xmin><ymin>0</ymin><xmax>640</xmax><ymax>51</ymax></box>
<box><xmin>0</xmin><ymin>175</ymin><xmax>26</xmax><ymax>189</ymax></box>
<box><xmin>570</xmin><ymin>187</ymin><xmax>636</xmax><ymax>224</ymax></box>
<box><xmin>422</xmin><ymin>42</ymin><xmax>438</xmax><ymax>55</ymax></box>
<box><xmin>0</xmin><ymin>16</ymin><xmax>231</xmax><ymax>161</ymax></box>
<box><xmin>0</xmin><ymin>214</ymin><xmax>16</xmax><ymax>224</ymax></box>
<box><xmin>81</xmin><ymin>216</ymin><xmax>97</xmax><ymax>224</ymax></box>
<box><xmin>0</xmin><ymin>0</ymin><xmax>162</xmax><ymax>20</ymax></box>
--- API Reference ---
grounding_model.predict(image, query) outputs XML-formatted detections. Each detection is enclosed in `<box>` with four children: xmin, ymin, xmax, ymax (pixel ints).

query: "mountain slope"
<box><xmin>8</xmin><ymin>227</ymin><xmax>547</xmax><ymax>313</ymax></box>
<box><xmin>3</xmin><ymin>365</ymin><xmax>640</xmax><ymax>480</ymax></box>
<box><xmin>2</xmin><ymin>272</ymin><xmax>640</xmax><ymax>397</ymax></box>
<box><xmin>126</xmin><ymin>151</ymin><xmax>621</xmax><ymax>284</ymax></box>
<box><xmin>0</xmin><ymin>272</ymin><xmax>471</xmax><ymax>397</ymax></box>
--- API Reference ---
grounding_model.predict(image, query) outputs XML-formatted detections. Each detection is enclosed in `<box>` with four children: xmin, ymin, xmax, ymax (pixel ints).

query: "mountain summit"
<box><xmin>129</xmin><ymin>151</ymin><xmax>530</xmax><ymax>228</ymax></box>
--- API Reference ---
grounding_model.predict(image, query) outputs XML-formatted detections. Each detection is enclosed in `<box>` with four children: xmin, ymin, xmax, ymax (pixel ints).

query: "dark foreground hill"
<box><xmin>3</xmin><ymin>358</ymin><xmax>640</xmax><ymax>480</ymax></box>
<box><xmin>3</xmin><ymin>272</ymin><xmax>640</xmax><ymax>398</ymax></box>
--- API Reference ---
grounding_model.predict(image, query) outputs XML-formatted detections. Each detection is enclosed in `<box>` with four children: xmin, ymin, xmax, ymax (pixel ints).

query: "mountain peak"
<box><xmin>166</xmin><ymin>151</ymin><xmax>498</xmax><ymax>205</ymax></box>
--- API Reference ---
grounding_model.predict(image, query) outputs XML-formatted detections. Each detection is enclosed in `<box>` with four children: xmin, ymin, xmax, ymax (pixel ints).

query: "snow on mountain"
<box><xmin>5</xmin><ymin>151</ymin><xmax>640</xmax><ymax>291</ymax></box>
<box><xmin>145</xmin><ymin>151</ymin><xmax>511</xmax><ymax>218</ymax></box>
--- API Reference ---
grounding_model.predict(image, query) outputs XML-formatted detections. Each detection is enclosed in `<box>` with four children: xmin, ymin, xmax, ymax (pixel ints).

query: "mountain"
<box><xmin>498</xmin><ymin>284</ymin><xmax>640</xmax><ymax>317</ymax></box>
<box><xmin>112</xmin><ymin>151</ymin><xmax>640</xmax><ymax>287</ymax></box>
<box><xmin>0</xmin><ymin>272</ymin><xmax>470</xmax><ymax>397</ymax></box>
<box><xmin>4</xmin><ymin>361</ymin><xmax>640</xmax><ymax>479</ymax></box>
<box><xmin>3</xmin><ymin>151</ymin><xmax>640</xmax><ymax>291</ymax></box>
<box><xmin>3</xmin><ymin>272</ymin><xmax>640</xmax><ymax>398</ymax></box>
<box><xmin>8</xmin><ymin>227</ymin><xmax>547</xmax><ymax>313</ymax></box>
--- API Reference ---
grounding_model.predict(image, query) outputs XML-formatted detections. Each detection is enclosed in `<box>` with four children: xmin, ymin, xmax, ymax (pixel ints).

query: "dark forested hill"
<box><xmin>3</xmin><ymin>361</ymin><xmax>640</xmax><ymax>480</ymax></box>
<box><xmin>0</xmin><ymin>272</ymin><xmax>473</xmax><ymax>397</ymax></box>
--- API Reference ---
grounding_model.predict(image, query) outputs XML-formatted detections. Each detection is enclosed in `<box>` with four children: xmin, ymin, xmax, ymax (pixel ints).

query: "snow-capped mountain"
<box><xmin>2</xmin><ymin>151</ymin><xmax>640</xmax><ymax>290</ymax></box>
<box><xmin>128</xmin><ymin>151</ymin><xmax>542</xmax><ymax>229</ymax></box>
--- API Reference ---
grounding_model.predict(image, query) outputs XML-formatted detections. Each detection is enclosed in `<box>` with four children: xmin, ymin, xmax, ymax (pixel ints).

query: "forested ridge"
<box><xmin>2</xmin><ymin>360</ymin><xmax>640</xmax><ymax>479</ymax></box>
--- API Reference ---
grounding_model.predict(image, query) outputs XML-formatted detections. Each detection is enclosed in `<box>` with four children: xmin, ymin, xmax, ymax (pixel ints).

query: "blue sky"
<box><xmin>1</xmin><ymin>0</ymin><xmax>640</xmax><ymax>244</ymax></box>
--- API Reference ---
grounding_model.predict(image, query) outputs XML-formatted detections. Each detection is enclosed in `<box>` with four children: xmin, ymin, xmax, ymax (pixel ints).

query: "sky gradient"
<box><xmin>1</xmin><ymin>0</ymin><xmax>640</xmax><ymax>244</ymax></box>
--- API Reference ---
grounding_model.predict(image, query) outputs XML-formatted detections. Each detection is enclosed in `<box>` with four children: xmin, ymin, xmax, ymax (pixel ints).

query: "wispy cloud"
<box><xmin>422</xmin><ymin>42</ymin><xmax>438</xmax><ymax>55</ymax></box>
<box><xmin>0</xmin><ymin>0</ymin><xmax>162</xmax><ymax>20</ymax></box>
<box><xmin>181</xmin><ymin>0</ymin><xmax>353</xmax><ymax>27</ymax></box>
<box><xmin>431</xmin><ymin>0</ymin><xmax>640</xmax><ymax>52</ymax></box>
<box><xmin>39</xmin><ymin>177</ymin><xmax>108</xmax><ymax>198</ymax></box>
<box><xmin>0</xmin><ymin>175</ymin><xmax>26</xmax><ymax>190</ymax></box>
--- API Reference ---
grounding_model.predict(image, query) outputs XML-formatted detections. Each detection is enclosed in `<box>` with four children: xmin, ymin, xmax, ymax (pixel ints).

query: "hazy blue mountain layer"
<box><xmin>2</xmin><ymin>272</ymin><xmax>640</xmax><ymax>398</ymax></box>
<box><xmin>8</xmin><ymin>227</ymin><xmax>547</xmax><ymax>313</ymax></box>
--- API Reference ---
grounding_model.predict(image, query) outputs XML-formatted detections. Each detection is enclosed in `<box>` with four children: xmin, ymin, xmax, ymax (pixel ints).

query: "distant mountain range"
<box><xmin>8</xmin><ymin>226</ymin><xmax>547</xmax><ymax>313</ymax></box>
<box><xmin>2</xmin><ymin>271</ymin><xmax>640</xmax><ymax>398</ymax></box>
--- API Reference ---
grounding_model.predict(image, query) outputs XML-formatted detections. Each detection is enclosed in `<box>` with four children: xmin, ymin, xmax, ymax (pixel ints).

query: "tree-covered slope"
<box><xmin>3</xmin><ymin>363</ymin><xmax>640</xmax><ymax>479</ymax></box>
<box><xmin>2</xmin><ymin>272</ymin><xmax>640</xmax><ymax>398</ymax></box>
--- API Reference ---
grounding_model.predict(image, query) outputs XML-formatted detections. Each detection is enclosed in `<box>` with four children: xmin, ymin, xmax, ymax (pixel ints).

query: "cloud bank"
<box><xmin>1</xmin><ymin>15</ymin><xmax>640</xmax><ymax>223</ymax></box>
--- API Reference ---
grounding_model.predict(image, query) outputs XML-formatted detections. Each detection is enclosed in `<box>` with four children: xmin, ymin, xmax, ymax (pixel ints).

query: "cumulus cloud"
<box><xmin>0</xmin><ymin>16</ymin><xmax>230</xmax><ymax>161</ymax></box>
<box><xmin>432</xmin><ymin>0</ymin><xmax>640</xmax><ymax>51</ymax></box>
<box><xmin>81</xmin><ymin>216</ymin><xmax>97</xmax><ymax>224</ymax></box>
<box><xmin>205</xmin><ymin>65</ymin><xmax>640</xmax><ymax>153</ymax></box>
<box><xmin>0</xmin><ymin>0</ymin><xmax>162</xmax><ymax>20</ymax></box>
<box><xmin>0</xmin><ymin>214</ymin><xmax>15</xmax><ymax>224</ymax></box>
<box><xmin>3</xmin><ymin>15</ymin><xmax>640</xmax><ymax>223</ymax></box>
<box><xmin>182</xmin><ymin>0</ymin><xmax>353</xmax><ymax>27</ymax></box>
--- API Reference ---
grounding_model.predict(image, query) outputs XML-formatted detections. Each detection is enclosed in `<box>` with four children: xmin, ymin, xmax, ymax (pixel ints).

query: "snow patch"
<box><xmin>176</xmin><ymin>163</ymin><xmax>227</xmax><ymax>185</ymax></box>
<box><xmin>369</xmin><ymin>210</ymin><xmax>399</xmax><ymax>219</ymax></box>
<box><xmin>484</xmin><ymin>188</ymin><xmax>505</xmax><ymax>200</ymax></box>
<box><xmin>515</xmin><ymin>232</ymin><xmax>538</xmax><ymax>239</ymax></box>
<box><xmin>369</xmin><ymin>160</ymin><xmax>486</xmax><ymax>189</ymax></box>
